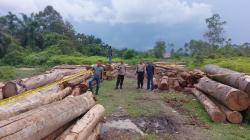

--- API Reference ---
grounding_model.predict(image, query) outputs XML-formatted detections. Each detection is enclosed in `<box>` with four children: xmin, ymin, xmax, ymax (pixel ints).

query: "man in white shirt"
<box><xmin>115</xmin><ymin>61</ymin><xmax>126</xmax><ymax>89</ymax></box>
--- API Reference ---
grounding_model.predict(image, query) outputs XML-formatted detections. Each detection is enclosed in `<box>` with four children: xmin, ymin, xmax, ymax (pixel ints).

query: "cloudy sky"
<box><xmin>0</xmin><ymin>0</ymin><xmax>249</xmax><ymax>50</ymax></box>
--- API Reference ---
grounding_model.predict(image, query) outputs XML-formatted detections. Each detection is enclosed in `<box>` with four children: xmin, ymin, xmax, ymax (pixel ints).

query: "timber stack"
<box><xmin>0</xmin><ymin>65</ymin><xmax>106</xmax><ymax>140</ymax></box>
<box><xmin>187</xmin><ymin>65</ymin><xmax>250</xmax><ymax>124</ymax></box>
<box><xmin>154</xmin><ymin>62</ymin><xmax>205</xmax><ymax>90</ymax></box>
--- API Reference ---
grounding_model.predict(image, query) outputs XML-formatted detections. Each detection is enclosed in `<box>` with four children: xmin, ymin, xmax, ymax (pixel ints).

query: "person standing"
<box><xmin>107</xmin><ymin>46</ymin><xmax>112</xmax><ymax>64</ymax></box>
<box><xmin>146</xmin><ymin>61</ymin><xmax>155</xmax><ymax>91</ymax></box>
<box><xmin>136</xmin><ymin>60</ymin><xmax>146</xmax><ymax>89</ymax></box>
<box><xmin>115</xmin><ymin>61</ymin><xmax>126</xmax><ymax>89</ymax></box>
<box><xmin>88</xmin><ymin>60</ymin><xmax>104</xmax><ymax>95</ymax></box>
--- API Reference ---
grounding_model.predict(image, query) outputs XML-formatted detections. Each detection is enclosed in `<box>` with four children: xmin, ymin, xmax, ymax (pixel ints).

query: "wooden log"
<box><xmin>0</xmin><ymin>87</ymin><xmax>72</xmax><ymax>121</ymax></box>
<box><xmin>215</xmin><ymin>101</ymin><xmax>242</xmax><ymax>124</ymax></box>
<box><xmin>190</xmin><ymin>88</ymin><xmax>226</xmax><ymax>122</ymax></box>
<box><xmin>2</xmin><ymin>73</ymin><xmax>64</xmax><ymax>98</ymax></box>
<box><xmin>72</xmin><ymin>86</ymin><xmax>81</xmax><ymax>96</ymax></box>
<box><xmin>195</xmin><ymin>77</ymin><xmax>249</xmax><ymax>111</ymax></box>
<box><xmin>64</xmin><ymin>104</ymin><xmax>105</xmax><ymax>140</ymax></box>
<box><xmin>79</xmin><ymin>82</ymin><xmax>89</xmax><ymax>93</ymax></box>
<box><xmin>205</xmin><ymin>65</ymin><xmax>250</xmax><ymax>95</ymax></box>
<box><xmin>178</xmin><ymin>77</ymin><xmax>187</xmax><ymax>88</ymax></box>
<box><xmin>87</xmin><ymin>123</ymin><xmax>103</xmax><ymax>140</ymax></box>
<box><xmin>42</xmin><ymin>121</ymin><xmax>75</xmax><ymax>140</ymax></box>
<box><xmin>159</xmin><ymin>76</ymin><xmax>169</xmax><ymax>90</ymax></box>
<box><xmin>173</xmin><ymin>79</ymin><xmax>181</xmax><ymax>91</ymax></box>
<box><xmin>55</xmin><ymin>124</ymin><xmax>74</xmax><ymax>140</ymax></box>
<box><xmin>63</xmin><ymin>74</ymin><xmax>91</xmax><ymax>88</ymax></box>
<box><xmin>0</xmin><ymin>92</ymin><xmax>96</xmax><ymax>140</ymax></box>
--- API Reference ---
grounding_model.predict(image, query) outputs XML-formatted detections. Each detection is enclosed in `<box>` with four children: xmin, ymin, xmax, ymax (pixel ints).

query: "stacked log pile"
<box><xmin>188</xmin><ymin>65</ymin><xmax>250</xmax><ymax>124</ymax></box>
<box><xmin>154</xmin><ymin>63</ymin><xmax>205</xmax><ymax>90</ymax></box>
<box><xmin>103</xmin><ymin>64</ymin><xmax>117</xmax><ymax>80</ymax></box>
<box><xmin>0</xmin><ymin>65</ymin><xmax>106</xmax><ymax>140</ymax></box>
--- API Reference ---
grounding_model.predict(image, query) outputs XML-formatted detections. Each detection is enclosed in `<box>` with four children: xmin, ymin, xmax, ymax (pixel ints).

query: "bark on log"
<box><xmin>205</xmin><ymin>65</ymin><xmax>250</xmax><ymax>95</ymax></box>
<box><xmin>178</xmin><ymin>77</ymin><xmax>187</xmax><ymax>88</ymax></box>
<box><xmin>195</xmin><ymin>77</ymin><xmax>249</xmax><ymax>111</ymax></box>
<box><xmin>0</xmin><ymin>92</ymin><xmax>96</xmax><ymax>140</ymax></box>
<box><xmin>87</xmin><ymin>123</ymin><xmax>103</xmax><ymax>140</ymax></box>
<box><xmin>0</xmin><ymin>87</ymin><xmax>71</xmax><ymax>121</ymax></box>
<box><xmin>190</xmin><ymin>88</ymin><xmax>226</xmax><ymax>122</ymax></box>
<box><xmin>55</xmin><ymin>124</ymin><xmax>74</xmax><ymax>140</ymax></box>
<box><xmin>159</xmin><ymin>76</ymin><xmax>169</xmax><ymax>90</ymax></box>
<box><xmin>64</xmin><ymin>104</ymin><xmax>105</xmax><ymax>140</ymax></box>
<box><xmin>2</xmin><ymin>73</ymin><xmax>64</xmax><ymax>98</ymax></box>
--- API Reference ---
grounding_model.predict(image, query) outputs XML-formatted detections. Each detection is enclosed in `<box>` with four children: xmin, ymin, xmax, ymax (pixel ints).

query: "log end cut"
<box><xmin>227</xmin><ymin>111</ymin><xmax>243</xmax><ymax>124</ymax></box>
<box><xmin>2</xmin><ymin>82</ymin><xmax>18</xmax><ymax>98</ymax></box>
<box><xmin>211</xmin><ymin>111</ymin><xmax>227</xmax><ymax>123</ymax></box>
<box><xmin>226</xmin><ymin>90</ymin><xmax>250</xmax><ymax>111</ymax></box>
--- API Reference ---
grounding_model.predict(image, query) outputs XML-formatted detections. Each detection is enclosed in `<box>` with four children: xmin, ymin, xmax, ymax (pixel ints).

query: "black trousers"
<box><xmin>116</xmin><ymin>75</ymin><xmax>125</xmax><ymax>88</ymax></box>
<box><xmin>137</xmin><ymin>72</ymin><xmax>144</xmax><ymax>88</ymax></box>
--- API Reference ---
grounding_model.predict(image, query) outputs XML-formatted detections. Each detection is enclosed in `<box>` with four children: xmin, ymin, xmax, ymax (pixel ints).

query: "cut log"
<box><xmin>205</xmin><ymin>65</ymin><xmax>250</xmax><ymax>95</ymax></box>
<box><xmin>87</xmin><ymin>123</ymin><xmax>103</xmax><ymax>140</ymax></box>
<box><xmin>79</xmin><ymin>82</ymin><xmax>89</xmax><ymax>93</ymax></box>
<box><xmin>72</xmin><ymin>86</ymin><xmax>81</xmax><ymax>96</ymax></box>
<box><xmin>63</xmin><ymin>74</ymin><xmax>91</xmax><ymax>88</ymax></box>
<box><xmin>195</xmin><ymin>77</ymin><xmax>249</xmax><ymax>111</ymax></box>
<box><xmin>178</xmin><ymin>77</ymin><xmax>187</xmax><ymax>88</ymax></box>
<box><xmin>64</xmin><ymin>104</ymin><xmax>105</xmax><ymax>140</ymax></box>
<box><xmin>159</xmin><ymin>76</ymin><xmax>169</xmax><ymax>90</ymax></box>
<box><xmin>2</xmin><ymin>73</ymin><xmax>64</xmax><ymax>98</ymax></box>
<box><xmin>215</xmin><ymin>101</ymin><xmax>242</xmax><ymax>124</ymax></box>
<box><xmin>0</xmin><ymin>92</ymin><xmax>96</xmax><ymax>140</ymax></box>
<box><xmin>190</xmin><ymin>88</ymin><xmax>226</xmax><ymax>122</ymax></box>
<box><xmin>0</xmin><ymin>87</ymin><xmax>71</xmax><ymax>121</ymax></box>
<box><xmin>2</xmin><ymin>80</ymin><xmax>25</xmax><ymax>98</ymax></box>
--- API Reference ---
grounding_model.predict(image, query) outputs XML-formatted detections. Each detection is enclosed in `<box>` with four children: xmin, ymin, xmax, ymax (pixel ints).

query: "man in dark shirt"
<box><xmin>108</xmin><ymin>46</ymin><xmax>112</xmax><ymax>64</ymax></box>
<box><xmin>88</xmin><ymin>60</ymin><xmax>104</xmax><ymax>95</ymax></box>
<box><xmin>146</xmin><ymin>61</ymin><xmax>155</xmax><ymax>91</ymax></box>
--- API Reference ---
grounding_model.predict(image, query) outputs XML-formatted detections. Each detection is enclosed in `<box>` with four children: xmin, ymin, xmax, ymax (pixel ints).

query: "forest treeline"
<box><xmin>0</xmin><ymin>6</ymin><xmax>250</xmax><ymax>68</ymax></box>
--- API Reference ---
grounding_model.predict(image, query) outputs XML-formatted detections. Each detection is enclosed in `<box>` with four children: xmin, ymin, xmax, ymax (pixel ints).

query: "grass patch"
<box><xmin>97</xmin><ymin>78</ymin><xmax>162</xmax><ymax>117</ymax></box>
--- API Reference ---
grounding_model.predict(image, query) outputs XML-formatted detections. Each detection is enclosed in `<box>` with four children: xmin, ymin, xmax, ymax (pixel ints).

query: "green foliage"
<box><xmin>124</xmin><ymin>48</ymin><xmax>137</xmax><ymax>59</ymax></box>
<box><xmin>0</xmin><ymin>66</ymin><xmax>16</xmax><ymax>80</ymax></box>
<box><xmin>152</xmin><ymin>41</ymin><xmax>166</xmax><ymax>58</ymax></box>
<box><xmin>204</xmin><ymin>14</ymin><xmax>227</xmax><ymax>47</ymax></box>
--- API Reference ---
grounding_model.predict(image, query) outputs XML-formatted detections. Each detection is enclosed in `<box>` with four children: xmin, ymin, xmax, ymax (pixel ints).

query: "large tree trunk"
<box><xmin>159</xmin><ymin>76</ymin><xmax>169</xmax><ymax>90</ymax></box>
<box><xmin>87</xmin><ymin>123</ymin><xmax>103</xmax><ymax>140</ymax></box>
<box><xmin>189</xmin><ymin>88</ymin><xmax>226</xmax><ymax>122</ymax></box>
<box><xmin>64</xmin><ymin>104</ymin><xmax>105</xmax><ymax>140</ymax></box>
<box><xmin>2</xmin><ymin>73</ymin><xmax>64</xmax><ymax>98</ymax></box>
<box><xmin>0</xmin><ymin>92</ymin><xmax>96</xmax><ymax>140</ymax></box>
<box><xmin>0</xmin><ymin>87</ymin><xmax>71</xmax><ymax>121</ymax></box>
<box><xmin>195</xmin><ymin>77</ymin><xmax>249</xmax><ymax>111</ymax></box>
<box><xmin>205</xmin><ymin>65</ymin><xmax>250</xmax><ymax>95</ymax></box>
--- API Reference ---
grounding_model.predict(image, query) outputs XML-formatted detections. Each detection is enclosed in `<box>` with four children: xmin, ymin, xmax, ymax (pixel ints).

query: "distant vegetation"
<box><xmin>0</xmin><ymin>5</ymin><xmax>166</xmax><ymax>69</ymax></box>
<box><xmin>0</xmin><ymin>6</ymin><xmax>250</xmax><ymax>80</ymax></box>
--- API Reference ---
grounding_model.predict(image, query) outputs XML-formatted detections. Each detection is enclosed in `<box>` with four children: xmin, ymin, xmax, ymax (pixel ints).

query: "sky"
<box><xmin>0</xmin><ymin>0</ymin><xmax>249</xmax><ymax>51</ymax></box>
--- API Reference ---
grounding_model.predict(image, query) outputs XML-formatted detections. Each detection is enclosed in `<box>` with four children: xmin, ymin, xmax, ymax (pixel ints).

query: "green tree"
<box><xmin>153</xmin><ymin>41</ymin><xmax>166</xmax><ymax>58</ymax></box>
<box><xmin>204</xmin><ymin>14</ymin><xmax>226</xmax><ymax>47</ymax></box>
